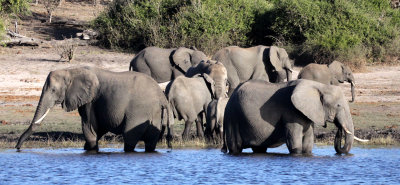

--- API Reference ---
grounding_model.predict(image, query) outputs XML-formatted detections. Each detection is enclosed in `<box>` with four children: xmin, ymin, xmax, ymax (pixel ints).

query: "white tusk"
<box><xmin>351</xmin><ymin>81</ymin><xmax>355</xmax><ymax>87</ymax></box>
<box><xmin>343</xmin><ymin>127</ymin><xmax>353</xmax><ymax>135</ymax></box>
<box><xmin>34</xmin><ymin>108</ymin><xmax>50</xmax><ymax>124</ymax></box>
<box><xmin>354</xmin><ymin>136</ymin><xmax>369</xmax><ymax>142</ymax></box>
<box><xmin>342</xmin><ymin>126</ymin><xmax>369</xmax><ymax>142</ymax></box>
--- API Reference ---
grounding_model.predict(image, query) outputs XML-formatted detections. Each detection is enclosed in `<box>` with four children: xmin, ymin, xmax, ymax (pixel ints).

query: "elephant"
<box><xmin>129</xmin><ymin>46</ymin><xmax>208</xmax><ymax>83</ymax></box>
<box><xmin>205</xmin><ymin>95</ymin><xmax>229</xmax><ymax>143</ymax></box>
<box><xmin>222</xmin><ymin>79</ymin><xmax>367</xmax><ymax>155</ymax></box>
<box><xmin>298</xmin><ymin>61</ymin><xmax>355</xmax><ymax>102</ymax></box>
<box><xmin>166</xmin><ymin>61</ymin><xmax>228</xmax><ymax>140</ymax></box>
<box><xmin>15</xmin><ymin>66</ymin><xmax>173</xmax><ymax>152</ymax></box>
<box><xmin>212</xmin><ymin>45</ymin><xmax>293</xmax><ymax>96</ymax></box>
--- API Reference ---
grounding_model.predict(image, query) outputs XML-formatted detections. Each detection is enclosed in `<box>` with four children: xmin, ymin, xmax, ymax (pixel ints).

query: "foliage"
<box><xmin>267</xmin><ymin>0</ymin><xmax>400</xmax><ymax>64</ymax></box>
<box><xmin>0</xmin><ymin>0</ymin><xmax>29</xmax><ymax>15</ymax></box>
<box><xmin>93</xmin><ymin>0</ymin><xmax>400</xmax><ymax>65</ymax></box>
<box><xmin>92</xmin><ymin>0</ymin><xmax>272</xmax><ymax>54</ymax></box>
<box><xmin>0</xmin><ymin>0</ymin><xmax>30</xmax><ymax>40</ymax></box>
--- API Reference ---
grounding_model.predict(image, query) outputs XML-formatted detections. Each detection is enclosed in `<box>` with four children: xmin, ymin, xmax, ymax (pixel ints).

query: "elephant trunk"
<box><xmin>350</xmin><ymin>81</ymin><xmax>355</xmax><ymax>103</ymax></box>
<box><xmin>286</xmin><ymin>68</ymin><xmax>292</xmax><ymax>82</ymax></box>
<box><xmin>333</xmin><ymin>106</ymin><xmax>354</xmax><ymax>154</ymax></box>
<box><xmin>214</xmin><ymin>80</ymin><xmax>225</xmax><ymax>99</ymax></box>
<box><xmin>16</xmin><ymin>92</ymin><xmax>52</xmax><ymax>149</ymax></box>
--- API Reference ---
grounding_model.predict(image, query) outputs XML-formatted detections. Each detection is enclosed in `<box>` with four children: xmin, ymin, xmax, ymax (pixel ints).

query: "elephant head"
<box><xmin>291</xmin><ymin>80</ymin><xmax>355</xmax><ymax>154</ymax></box>
<box><xmin>187</xmin><ymin>60</ymin><xmax>228</xmax><ymax>99</ymax></box>
<box><xmin>172</xmin><ymin>47</ymin><xmax>208</xmax><ymax>73</ymax></box>
<box><xmin>328</xmin><ymin>61</ymin><xmax>356</xmax><ymax>102</ymax></box>
<box><xmin>16</xmin><ymin>67</ymin><xmax>99</xmax><ymax>149</ymax></box>
<box><xmin>268</xmin><ymin>46</ymin><xmax>293</xmax><ymax>82</ymax></box>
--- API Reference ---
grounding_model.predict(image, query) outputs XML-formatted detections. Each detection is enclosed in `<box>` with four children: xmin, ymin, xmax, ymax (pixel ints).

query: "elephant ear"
<box><xmin>63</xmin><ymin>67</ymin><xmax>99</xmax><ymax>112</ymax></box>
<box><xmin>328</xmin><ymin>61</ymin><xmax>345</xmax><ymax>82</ymax></box>
<box><xmin>203</xmin><ymin>73</ymin><xmax>215</xmax><ymax>97</ymax></box>
<box><xmin>172</xmin><ymin>47</ymin><xmax>194</xmax><ymax>73</ymax></box>
<box><xmin>291</xmin><ymin>80</ymin><xmax>325</xmax><ymax>125</ymax></box>
<box><xmin>269</xmin><ymin>46</ymin><xmax>284</xmax><ymax>72</ymax></box>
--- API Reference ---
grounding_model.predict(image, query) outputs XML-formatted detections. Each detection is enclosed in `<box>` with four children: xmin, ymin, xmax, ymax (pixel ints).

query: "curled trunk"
<box><xmin>334</xmin><ymin>128</ymin><xmax>354</xmax><ymax>154</ymax></box>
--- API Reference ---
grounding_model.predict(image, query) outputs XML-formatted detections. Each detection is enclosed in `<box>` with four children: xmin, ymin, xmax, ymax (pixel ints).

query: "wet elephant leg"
<box><xmin>182</xmin><ymin>120</ymin><xmax>194</xmax><ymax>141</ymax></box>
<box><xmin>79</xmin><ymin>104</ymin><xmax>103</xmax><ymax>151</ymax></box>
<box><xmin>195</xmin><ymin>113</ymin><xmax>204</xmax><ymax>139</ymax></box>
<box><xmin>123</xmin><ymin>120</ymin><xmax>148</xmax><ymax>152</ymax></box>
<box><xmin>285</xmin><ymin>122</ymin><xmax>303</xmax><ymax>155</ymax></box>
<box><xmin>302</xmin><ymin>125</ymin><xmax>314</xmax><ymax>154</ymax></box>
<box><xmin>143</xmin><ymin>123</ymin><xmax>161</xmax><ymax>152</ymax></box>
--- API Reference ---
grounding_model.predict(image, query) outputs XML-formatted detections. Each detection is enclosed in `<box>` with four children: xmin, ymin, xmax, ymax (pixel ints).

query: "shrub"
<box><xmin>92</xmin><ymin>0</ymin><xmax>272</xmax><ymax>54</ymax></box>
<box><xmin>267</xmin><ymin>0</ymin><xmax>400</xmax><ymax>64</ymax></box>
<box><xmin>93</xmin><ymin>0</ymin><xmax>400</xmax><ymax>65</ymax></box>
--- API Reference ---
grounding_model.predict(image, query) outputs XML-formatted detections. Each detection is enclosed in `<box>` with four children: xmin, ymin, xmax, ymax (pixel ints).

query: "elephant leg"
<box><xmin>195</xmin><ymin>113</ymin><xmax>205</xmax><ymax>139</ymax></box>
<box><xmin>285</xmin><ymin>122</ymin><xmax>303</xmax><ymax>155</ymax></box>
<box><xmin>182</xmin><ymin>120</ymin><xmax>194</xmax><ymax>141</ymax></box>
<box><xmin>123</xmin><ymin>120</ymin><xmax>148</xmax><ymax>152</ymax></box>
<box><xmin>143</xmin><ymin>123</ymin><xmax>161</xmax><ymax>152</ymax></box>
<box><xmin>302</xmin><ymin>125</ymin><xmax>314</xmax><ymax>154</ymax></box>
<box><xmin>80</xmin><ymin>105</ymin><xmax>104</xmax><ymax>151</ymax></box>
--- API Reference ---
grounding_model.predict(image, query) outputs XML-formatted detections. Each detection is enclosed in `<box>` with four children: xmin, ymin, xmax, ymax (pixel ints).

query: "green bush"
<box><xmin>0</xmin><ymin>0</ymin><xmax>30</xmax><ymax>40</ymax></box>
<box><xmin>93</xmin><ymin>0</ymin><xmax>400</xmax><ymax>65</ymax></box>
<box><xmin>267</xmin><ymin>0</ymin><xmax>400</xmax><ymax>64</ymax></box>
<box><xmin>92</xmin><ymin>0</ymin><xmax>272</xmax><ymax>54</ymax></box>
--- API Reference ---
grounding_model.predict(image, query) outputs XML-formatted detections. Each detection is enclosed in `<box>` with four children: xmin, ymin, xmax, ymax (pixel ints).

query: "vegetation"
<box><xmin>93</xmin><ymin>0</ymin><xmax>400</xmax><ymax>66</ymax></box>
<box><xmin>0</xmin><ymin>0</ymin><xmax>30</xmax><ymax>39</ymax></box>
<box><xmin>93</xmin><ymin>0</ymin><xmax>273</xmax><ymax>54</ymax></box>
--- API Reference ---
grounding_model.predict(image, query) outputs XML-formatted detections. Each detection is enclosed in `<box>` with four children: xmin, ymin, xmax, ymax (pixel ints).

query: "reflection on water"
<box><xmin>1</xmin><ymin>146</ymin><xmax>399</xmax><ymax>184</ymax></box>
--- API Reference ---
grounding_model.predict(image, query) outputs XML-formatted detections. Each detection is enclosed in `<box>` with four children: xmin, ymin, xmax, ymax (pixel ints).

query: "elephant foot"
<box><xmin>221</xmin><ymin>145</ymin><xmax>227</xmax><ymax>153</ymax></box>
<box><xmin>84</xmin><ymin>141</ymin><xmax>99</xmax><ymax>152</ymax></box>
<box><xmin>124</xmin><ymin>144</ymin><xmax>136</xmax><ymax>152</ymax></box>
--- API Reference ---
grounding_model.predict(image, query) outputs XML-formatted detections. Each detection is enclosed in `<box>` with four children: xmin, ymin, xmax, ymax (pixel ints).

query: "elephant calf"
<box><xmin>16</xmin><ymin>66</ymin><xmax>173</xmax><ymax>152</ymax></box>
<box><xmin>298</xmin><ymin>61</ymin><xmax>356</xmax><ymax>102</ymax></box>
<box><xmin>166</xmin><ymin>60</ymin><xmax>228</xmax><ymax>140</ymax></box>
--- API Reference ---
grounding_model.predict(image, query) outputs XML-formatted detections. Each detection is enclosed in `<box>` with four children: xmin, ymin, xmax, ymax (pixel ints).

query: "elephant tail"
<box><xmin>161</xmin><ymin>103</ymin><xmax>174</xmax><ymax>149</ymax></box>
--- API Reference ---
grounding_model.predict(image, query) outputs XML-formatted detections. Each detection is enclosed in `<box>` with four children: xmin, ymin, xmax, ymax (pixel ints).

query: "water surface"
<box><xmin>1</xmin><ymin>146</ymin><xmax>399</xmax><ymax>184</ymax></box>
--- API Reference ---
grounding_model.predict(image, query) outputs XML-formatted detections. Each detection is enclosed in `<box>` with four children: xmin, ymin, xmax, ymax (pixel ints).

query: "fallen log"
<box><xmin>2</xmin><ymin>30</ymin><xmax>42</xmax><ymax>47</ymax></box>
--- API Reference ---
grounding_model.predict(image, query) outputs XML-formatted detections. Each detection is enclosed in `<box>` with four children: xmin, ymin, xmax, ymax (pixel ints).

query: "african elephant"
<box><xmin>222</xmin><ymin>79</ymin><xmax>367</xmax><ymax>155</ymax></box>
<box><xmin>129</xmin><ymin>46</ymin><xmax>208</xmax><ymax>83</ymax></box>
<box><xmin>205</xmin><ymin>96</ymin><xmax>229</xmax><ymax>143</ymax></box>
<box><xmin>298</xmin><ymin>61</ymin><xmax>355</xmax><ymax>102</ymax></box>
<box><xmin>212</xmin><ymin>45</ymin><xmax>293</xmax><ymax>96</ymax></box>
<box><xmin>16</xmin><ymin>66</ymin><xmax>173</xmax><ymax>152</ymax></box>
<box><xmin>166</xmin><ymin>61</ymin><xmax>228</xmax><ymax>140</ymax></box>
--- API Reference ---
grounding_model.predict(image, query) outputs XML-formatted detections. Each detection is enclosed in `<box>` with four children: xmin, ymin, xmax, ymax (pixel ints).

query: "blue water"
<box><xmin>0</xmin><ymin>146</ymin><xmax>399</xmax><ymax>184</ymax></box>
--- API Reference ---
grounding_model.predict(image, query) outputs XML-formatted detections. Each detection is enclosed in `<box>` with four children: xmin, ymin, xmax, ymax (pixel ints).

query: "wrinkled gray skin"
<box><xmin>298</xmin><ymin>61</ymin><xmax>355</xmax><ymax>102</ymax></box>
<box><xmin>166</xmin><ymin>61</ymin><xmax>228</xmax><ymax>140</ymax></box>
<box><xmin>129</xmin><ymin>46</ymin><xmax>208</xmax><ymax>83</ymax></box>
<box><xmin>16</xmin><ymin>66</ymin><xmax>173</xmax><ymax>152</ymax></box>
<box><xmin>222</xmin><ymin>79</ymin><xmax>355</xmax><ymax>155</ymax></box>
<box><xmin>212</xmin><ymin>45</ymin><xmax>293</xmax><ymax>96</ymax></box>
<box><xmin>205</xmin><ymin>96</ymin><xmax>229</xmax><ymax>143</ymax></box>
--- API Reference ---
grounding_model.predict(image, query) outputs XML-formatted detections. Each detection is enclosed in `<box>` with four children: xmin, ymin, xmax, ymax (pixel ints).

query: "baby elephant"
<box><xmin>16</xmin><ymin>66</ymin><xmax>173</xmax><ymax>152</ymax></box>
<box><xmin>205</xmin><ymin>96</ymin><xmax>229</xmax><ymax>143</ymax></box>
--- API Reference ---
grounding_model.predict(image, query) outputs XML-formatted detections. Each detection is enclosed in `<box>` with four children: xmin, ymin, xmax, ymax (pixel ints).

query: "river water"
<box><xmin>1</xmin><ymin>146</ymin><xmax>399</xmax><ymax>184</ymax></box>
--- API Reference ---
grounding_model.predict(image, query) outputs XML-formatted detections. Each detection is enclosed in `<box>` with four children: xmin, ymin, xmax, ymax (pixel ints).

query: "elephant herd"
<box><xmin>16</xmin><ymin>45</ymin><xmax>367</xmax><ymax>155</ymax></box>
